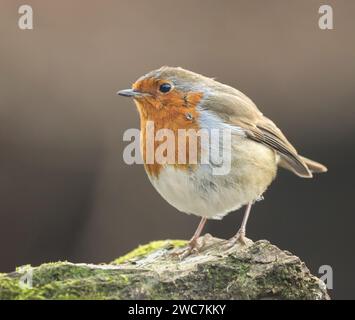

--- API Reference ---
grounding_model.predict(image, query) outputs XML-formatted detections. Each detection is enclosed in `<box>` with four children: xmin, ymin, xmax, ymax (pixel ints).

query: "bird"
<box><xmin>118</xmin><ymin>66</ymin><xmax>327</xmax><ymax>252</ymax></box>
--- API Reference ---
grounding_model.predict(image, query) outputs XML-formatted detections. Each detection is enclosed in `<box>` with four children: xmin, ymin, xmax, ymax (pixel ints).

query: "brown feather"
<box><xmin>300</xmin><ymin>156</ymin><xmax>328</xmax><ymax>173</ymax></box>
<box><xmin>201</xmin><ymin>91</ymin><xmax>325</xmax><ymax>178</ymax></box>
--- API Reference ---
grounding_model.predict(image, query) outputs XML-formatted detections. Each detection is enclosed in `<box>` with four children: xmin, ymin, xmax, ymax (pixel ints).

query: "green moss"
<box><xmin>0</xmin><ymin>262</ymin><xmax>149</xmax><ymax>300</ymax></box>
<box><xmin>0</xmin><ymin>275</ymin><xmax>45</xmax><ymax>300</ymax></box>
<box><xmin>204</xmin><ymin>262</ymin><xmax>250</xmax><ymax>290</ymax></box>
<box><xmin>112</xmin><ymin>240</ymin><xmax>187</xmax><ymax>264</ymax></box>
<box><xmin>260</xmin><ymin>264</ymin><xmax>323</xmax><ymax>300</ymax></box>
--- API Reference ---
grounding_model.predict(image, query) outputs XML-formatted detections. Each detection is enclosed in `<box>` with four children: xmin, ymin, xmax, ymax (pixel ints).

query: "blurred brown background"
<box><xmin>0</xmin><ymin>0</ymin><xmax>354</xmax><ymax>299</ymax></box>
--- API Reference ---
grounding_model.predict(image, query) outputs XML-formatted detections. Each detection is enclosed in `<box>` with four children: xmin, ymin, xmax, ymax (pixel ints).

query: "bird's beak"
<box><xmin>117</xmin><ymin>89</ymin><xmax>145</xmax><ymax>98</ymax></box>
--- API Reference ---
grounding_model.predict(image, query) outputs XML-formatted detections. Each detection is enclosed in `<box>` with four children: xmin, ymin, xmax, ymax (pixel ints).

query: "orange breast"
<box><xmin>135</xmin><ymin>92</ymin><xmax>203</xmax><ymax>177</ymax></box>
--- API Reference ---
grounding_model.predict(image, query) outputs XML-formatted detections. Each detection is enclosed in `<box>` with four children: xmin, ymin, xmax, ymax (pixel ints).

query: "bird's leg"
<box><xmin>188</xmin><ymin>217</ymin><xmax>207</xmax><ymax>250</ymax></box>
<box><xmin>171</xmin><ymin>217</ymin><xmax>207</xmax><ymax>259</ymax></box>
<box><xmin>230</xmin><ymin>202</ymin><xmax>252</xmax><ymax>245</ymax></box>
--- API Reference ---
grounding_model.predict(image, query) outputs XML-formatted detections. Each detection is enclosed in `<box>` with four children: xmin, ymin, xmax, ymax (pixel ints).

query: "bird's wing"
<box><xmin>202</xmin><ymin>91</ymin><xmax>312</xmax><ymax>178</ymax></box>
<box><xmin>234</xmin><ymin>116</ymin><xmax>312</xmax><ymax>178</ymax></box>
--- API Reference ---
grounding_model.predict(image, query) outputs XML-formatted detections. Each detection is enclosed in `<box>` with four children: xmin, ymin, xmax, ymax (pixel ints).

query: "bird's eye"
<box><xmin>159</xmin><ymin>83</ymin><xmax>172</xmax><ymax>93</ymax></box>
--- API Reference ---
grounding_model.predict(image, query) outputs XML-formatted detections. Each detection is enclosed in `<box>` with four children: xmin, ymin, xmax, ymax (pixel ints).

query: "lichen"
<box><xmin>112</xmin><ymin>240</ymin><xmax>187</xmax><ymax>264</ymax></box>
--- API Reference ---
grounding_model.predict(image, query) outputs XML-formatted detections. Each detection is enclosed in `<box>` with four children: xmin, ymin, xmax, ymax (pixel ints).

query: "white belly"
<box><xmin>148</xmin><ymin>137</ymin><xmax>278</xmax><ymax>220</ymax></box>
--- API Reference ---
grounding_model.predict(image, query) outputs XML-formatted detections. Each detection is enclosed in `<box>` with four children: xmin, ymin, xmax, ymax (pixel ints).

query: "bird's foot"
<box><xmin>226</xmin><ymin>228</ymin><xmax>249</xmax><ymax>249</ymax></box>
<box><xmin>171</xmin><ymin>236</ymin><xmax>206</xmax><ymax>260</ymax></box>
<box><xmin>233</xmin><ymin>229</ymin><xmax>247</xmax><ymax>245</ymax></box>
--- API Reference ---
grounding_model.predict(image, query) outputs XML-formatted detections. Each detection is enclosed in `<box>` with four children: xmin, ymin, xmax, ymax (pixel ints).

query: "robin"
<box><xmin>118</xmin><ymin>66</ymin><xmax>327</xmax><ymax>252</ymax></box>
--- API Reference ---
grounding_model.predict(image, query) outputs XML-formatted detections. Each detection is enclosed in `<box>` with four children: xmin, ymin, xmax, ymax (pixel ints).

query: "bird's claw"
<box><xmin>226</xmin><ymin>229</ymin><xmax>248</xmax><ymax>248</ymax></box>
<box><xmin>171</xmin><ymin>237</ymin><xmax>205</xmax><ymax>260</ymax></box>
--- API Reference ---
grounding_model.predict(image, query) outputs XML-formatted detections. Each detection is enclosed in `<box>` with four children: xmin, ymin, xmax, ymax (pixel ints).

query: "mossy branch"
<box><xmin>0</xmin><ymin>235</ymin><xmax>329</xmax><ymax>300</ymax></box>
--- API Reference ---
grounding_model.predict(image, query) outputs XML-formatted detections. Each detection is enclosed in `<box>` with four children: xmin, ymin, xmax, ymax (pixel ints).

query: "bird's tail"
<box><xmin>300</xmin><ymin>156</ymin><xmax>328</xmax><ymax>174</ymax></box>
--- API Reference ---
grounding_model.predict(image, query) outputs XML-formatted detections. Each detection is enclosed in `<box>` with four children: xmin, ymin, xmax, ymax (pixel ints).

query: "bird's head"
<box><xmin>117</xmin><ymin>66</ymin><xmax>218</xmax><ymax>122</ymax></box>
